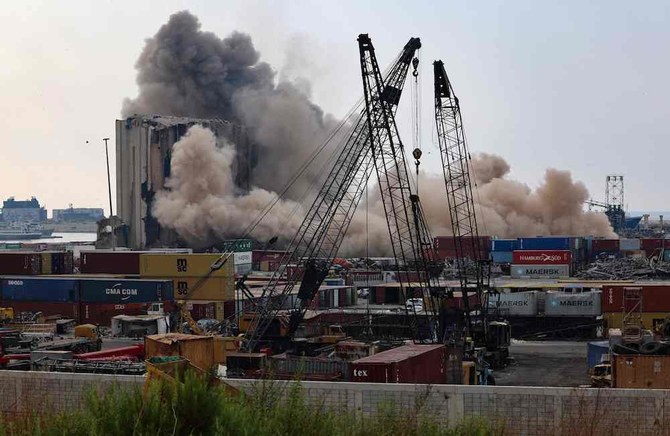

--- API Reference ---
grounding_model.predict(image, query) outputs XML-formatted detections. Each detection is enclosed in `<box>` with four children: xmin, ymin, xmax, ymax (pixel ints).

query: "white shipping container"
<box><xmin>511</xmin><ymin>264</ymin><xmax>570</xmax><ymax>279</ymax></box>
<box><xmin>619</xmin><ymin>239</ymin><xmax>641</xmax><ymax>251</ymax></box>
<box><xmin>544</xmin><ymin>291</ymin><xmax>602</xmax><ymax>317</ymax></box>
<box><xmin>488</xmin><ymin>291</ymin><xmax>538</xmax><ymax>316</ymax></box>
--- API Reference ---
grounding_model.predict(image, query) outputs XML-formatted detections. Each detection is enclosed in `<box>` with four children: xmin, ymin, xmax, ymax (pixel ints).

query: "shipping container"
<box><xmin>140</xmin><ymin>254</ymin><xmax>234</xmax><ymax>278</ymax></box>
<box><xmin>173</xmin><ymin>277</ymin><xmax>234</xmax><ymax>301</ymax></box>
<box><xmin>512</xmin><ymin>250</ymin><xmax>571</xmax><ymax>265</ymax></box>
<box><xmin>0</xmin><ymin>252</ymin><xmax>41</xmax><ymax>275</ymax></box>
<box><xmin>487</xmin><ymin>291</ymin><xmax>538</xmax><ymax>317</ymax></box>
<box><xmin>510</xmin><ymin>264</ymin><xmax>570</xmax><ymax>279</ymax></box>
<box><xmin>613</xmin><ymin>354</ymin><xmax>670</xmax><ymax>389</ymax></box>
<box><xmin>602</xmin><ymin>285</ymin><xmax>670</xmax><ymax>313</ymax></box>
<box><xmin>544</xmin><ymin>291</ymin><xmax>601</xmax><ymax>316</ymax></box>
<box><xmin>0</xmin><ymin>300</ymin><xmax>79</xmax><ymax>320</ymax></box>
<box><xmin>491</xmin><ymin>251</ymin><xmax>513</xmax><ymax>264</ymax></box>
<box><xmin>1</xmin><ymin>277</ymin><xmax>77</xmax><ymax>302</ymax></box>
<box><xmin>603</xmin><ymin>312</ymin><xmax>670</xmax><ymax>332</ymax></box>
<box><xmin>590</xmin><ymin>239</ymin><xmax>620</xmax><ymax>252</ymax></box>
<box><xmin>350</xmin><ymin>344</ymin><xmax>446</xmax><ymax>384</ymax></box>
<box><xmin>518</xmin><ymin>237</ymin><xmax>571</xmax><ymax>251</ymax></box>
<box><xmin>490</xmin><ymin>239</ymin><xmax>518</xmax><ymax>252</ymax></box>
<box><xmin>270</xmin><ymin>355</ymin><xmax>351</xmax><ymax>381</ymax></box>
<box><xmin>80</xmin><ymin>251</ymin><xmax>141</xmax><ymax>274</ymax></box>
<box><xmin>434</xmin><ymin>236</ymin><xmax>490</xmax><ymax>261</ymax></box>
<box><xmin>619</xmin><ymin>239</ymin><xmax>641</xmax><ymax>251</ymax></box>
<box><xmin>145</xmin><ymin>333</ymin><xmax>215</xmax><ymax>370</ymax></box>
<box><xmin>587</xmin><ymin>341</ymin><xmax>609</xmax><ymax>368</ymax></box>
<box><xmin>187</xmin><ymin>302</ymin><xmax>216</xmax><ymax>320</ymax></box>
<box><xmin>79</xmin><ymin>302</ymin><xmax>148</xmax><ymax>325</ymax></box>
<box><xmin>79</xmin><ymin>278</ymin><xmax>173</xmax><ymax>303</ymax></box>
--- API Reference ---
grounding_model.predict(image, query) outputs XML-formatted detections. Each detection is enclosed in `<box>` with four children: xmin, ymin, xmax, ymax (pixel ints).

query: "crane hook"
<box><xmin>412</xmin><ymin>57</ymin><xmax>419</xmax><ymax>77</ymax></box>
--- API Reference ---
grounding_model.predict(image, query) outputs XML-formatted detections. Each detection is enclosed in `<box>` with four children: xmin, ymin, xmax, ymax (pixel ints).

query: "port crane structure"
<box><xmin>433</xmin><ymin>60</ymin><xmax>510</xmax><ymax>369</ymax></box>
<box><xmin>240</xmin><ymin>36</ymin><xmax>427</xmax><ymax>351</ymax></box>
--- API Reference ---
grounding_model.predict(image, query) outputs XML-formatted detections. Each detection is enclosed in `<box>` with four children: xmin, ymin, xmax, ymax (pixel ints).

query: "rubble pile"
<box><xmin>575</xmin><ymin>257</ymin><xmax>654</xmax><ymax>280</ymax></box>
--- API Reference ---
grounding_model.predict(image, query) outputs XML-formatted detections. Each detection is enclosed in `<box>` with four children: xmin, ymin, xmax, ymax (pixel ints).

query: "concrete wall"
<box><xmin>0</xmin><ymin>370</ymin><xmax>668</xmax><ymax>435</ymax></box>
<box><xmin>0</xmin><ymin>371</ymin><xmax>142</xmax><ymax>416</ymax></box>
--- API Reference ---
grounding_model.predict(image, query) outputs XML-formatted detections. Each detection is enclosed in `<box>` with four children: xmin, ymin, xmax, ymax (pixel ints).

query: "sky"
<box><xmin>0</xmin><ymin>0</ymin><xmax>668</xmax><ymax>215</ymax></box>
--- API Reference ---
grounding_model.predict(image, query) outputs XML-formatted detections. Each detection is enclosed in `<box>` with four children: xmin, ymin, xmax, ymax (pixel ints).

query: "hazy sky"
<box><xmin>0</xmin><ymin>1</ymin><xmax>668</xmax><ymax>215</ymax></box>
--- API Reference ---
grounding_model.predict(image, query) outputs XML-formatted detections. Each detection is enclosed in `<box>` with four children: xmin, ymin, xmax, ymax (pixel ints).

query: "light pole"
<box><xmin>103</xmin><ymin>138</ymin><xmax>115</xmax><ymax>250</ymax></box>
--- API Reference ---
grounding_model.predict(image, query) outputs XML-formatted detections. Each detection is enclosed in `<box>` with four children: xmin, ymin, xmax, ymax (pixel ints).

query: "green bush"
<box><xmin>0</xmin><ymin>373</ymin><xmax>501</xmax><ymax>436</ymax></box>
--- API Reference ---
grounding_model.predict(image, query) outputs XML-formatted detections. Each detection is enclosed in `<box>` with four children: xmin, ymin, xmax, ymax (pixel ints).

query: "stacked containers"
<box><xmin>601</xmin><ymin>284</ymin><xmax>670</xmax><ymax>331</ymax></box>
<box><xmin>490</xmin><ymin>239</ymin><xmax>517</xmax><ymax>264</ymax></box>
<box><xmin>79</xmin><ymin>278</ymin><xmax>173</xmax><ymax>324</ymax></box>
<box><xmin>511</xmin><ymin>250</ymin><xmax>571</xmax><ymax>278</ymax></box>
<box><xmin>0</xmin><ymin>277</ymin><xmax>79</xmax><ymax>319</ymax></box>
<box><xmin>140</xmin><ymin>254</ymin><xmax>234</xmax><ymax>321</ymax></box>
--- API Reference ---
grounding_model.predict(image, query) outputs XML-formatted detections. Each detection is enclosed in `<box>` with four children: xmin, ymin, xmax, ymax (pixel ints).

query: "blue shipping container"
<box><xmin>587</xmin><ymin>341</ymin><xmax>609</xmax><ymax>368</ymax></box>
<box><xmin>79</xmin><ymin>279</ymin><xmax>174</xmax><ymax>303</ymax></box>
<box><xmin>1</xmin><ymin>277</ymin><xmax>78</xmax><ymax>302</ymax></box>
<box><xmin>491</xmin><ymin>239</ymin><xmax>518</xmax><ymax>252</ymax></box>
<box><xmin>491</xmin><ymin>251</ymin><xmax>513</xmax><ymax>264</ymax></box>
<box><xmin>518</xmin><ymin>237</ymin><xmax>571</xmax><ymax>251</ymax></box>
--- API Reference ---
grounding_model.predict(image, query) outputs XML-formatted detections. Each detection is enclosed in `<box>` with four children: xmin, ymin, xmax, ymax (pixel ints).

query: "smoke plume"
<box><xmin>338</xmin><ymin>153</ymin><xmax>614</xmax><ymax>256</ymax></box>
<box><xmin>123</xmin><ymin>10</ymin><xmax>337</xmax><ymax>197</ymax></box>
<box><xmin>128</xmin><ymin>11</ymin><xmax>614</xmax><ymax>254</ymax></box>
<box><xmin>153</xmin><ymin>125</ymin><xmax>303</xmax><ymax>245</ymax></box>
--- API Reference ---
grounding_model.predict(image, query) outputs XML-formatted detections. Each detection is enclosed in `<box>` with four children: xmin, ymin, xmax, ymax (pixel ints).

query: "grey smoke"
<box><xmin>123</xmin><ymin>10</ymin><xmax>337</xmax><ymax>197</ymax></box>
<box><xmin>127</xmin><ymin>11</ymin><xmax>614</xmax><ymax>253</ymax></box>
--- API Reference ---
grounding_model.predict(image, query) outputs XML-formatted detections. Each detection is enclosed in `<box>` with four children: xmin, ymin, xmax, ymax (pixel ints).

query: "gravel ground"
<box><xmin>494</xmin><ymin>340</ymin><xmax>590</xmax><ymax>387</ymax></box>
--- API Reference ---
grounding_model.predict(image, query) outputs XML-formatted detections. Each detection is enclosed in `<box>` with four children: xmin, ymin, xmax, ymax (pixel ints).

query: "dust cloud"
<box><xmin>152</xmin><ymin>125</ymin><xmax>303</xmax><ymax>246</ymax></box>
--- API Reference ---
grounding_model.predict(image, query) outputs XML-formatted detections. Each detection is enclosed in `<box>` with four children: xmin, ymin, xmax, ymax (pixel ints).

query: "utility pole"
<box><xmin>103</xmin><ymin>137</ymin><xmax>115</xmax><ymax>250</ymax></box>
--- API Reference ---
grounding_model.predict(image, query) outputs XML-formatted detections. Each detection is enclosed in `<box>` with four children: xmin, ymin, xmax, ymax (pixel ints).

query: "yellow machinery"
<box><xmin>0</xmin><ymin>308</ymin><xmax>14</xmax><ymax>324</ymax></box>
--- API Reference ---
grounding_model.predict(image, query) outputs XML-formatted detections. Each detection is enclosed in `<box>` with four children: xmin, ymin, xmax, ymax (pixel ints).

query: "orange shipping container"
<box><xmin>140</xmin><ymin>254</ymin><xmax>234</xmax><ymax>278</ymax></box>
<box><xmin>613</xmin><ymin>354</ymin><xmax>670</xmax><ymax>389</ymax></box>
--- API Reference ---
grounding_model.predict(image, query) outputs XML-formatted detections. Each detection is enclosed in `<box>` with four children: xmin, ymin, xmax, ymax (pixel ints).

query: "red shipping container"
<box><xmin>512</xmin><ymin>250</ymin><xmax>571</xmax><ymax>265</ymax></box>
<box><xmin>591</xmin><ymin>239</ymin><xmax>620</xmax><ymax>252</ymax></box>
<box><xmin>0</xmin><ymin>300</ymin><xmax>79</xmax><ymax>321</ymax></box>
<box><xmin>0</xmin><ymin>253</ymin><xmax>41</xmax><ymax>275</ymax></box>
<box><xmin>434</xmin><ymin>236</ymin><xmax>491</xmax><ymax>261</ymax></box>
<box><xmin>602</xmin><ymin>285</ymin><xmax>670</xmax><ymax>313</ymax></box>
<box><xmin>79</xmin><ymin>302</ymin><xmax>148</xmax><ymax>325</ymax></box>
<box><xmin>350</xmin><ymin>344</ymin><xmax>446</xmax><ymax>384</ymax></box>
<box><xmin>80</xmin><ymin>251</ymin><xmax>141</xmax><ymax>275</ymax></box>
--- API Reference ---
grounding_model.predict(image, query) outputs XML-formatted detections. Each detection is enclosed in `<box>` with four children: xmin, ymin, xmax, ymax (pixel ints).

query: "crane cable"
<box><xmin>410</xmin><ymin>51</ymin><xmax>422</xmax><ymax>194</ymax></box>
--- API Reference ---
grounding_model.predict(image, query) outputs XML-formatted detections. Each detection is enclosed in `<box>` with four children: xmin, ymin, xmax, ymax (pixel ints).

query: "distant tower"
<box><xmin>606</xmin><ymin>175</ymin><xmax>624</xmax><ymax>209</ymax></box>
<box><xmin>605</xmin><ymin>175</ymin><xmax>625</xmax><ymax>233</ymax></box>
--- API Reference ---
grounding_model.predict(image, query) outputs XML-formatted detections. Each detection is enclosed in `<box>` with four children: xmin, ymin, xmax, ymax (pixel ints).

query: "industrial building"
<box><xmin>0</xmin><ymin>197</ymin><xmax>47</xmax><ymax>222</ymax></box>
<box><xmin>115</xmin><ymin>115</ymin><xmax>255</xmax><ymax>249</ymax></box>
<box><xmin>52</xmin><ymin>206</ymin><xmax>104</xmax><ymax>222</ymax></box>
